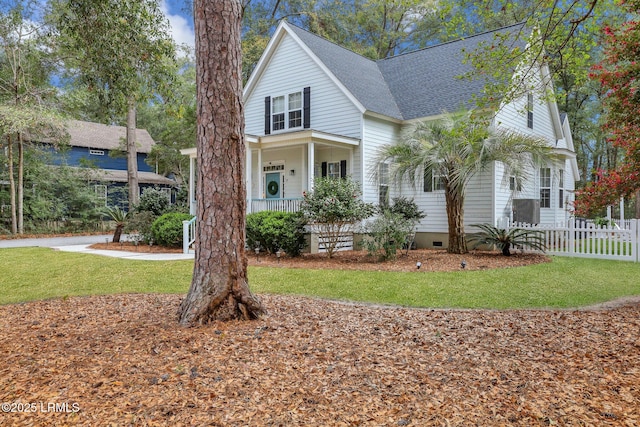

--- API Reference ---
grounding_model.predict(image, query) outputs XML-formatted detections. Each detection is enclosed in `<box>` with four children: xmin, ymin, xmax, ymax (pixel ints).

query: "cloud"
<box><xmin>161</xmin><ymin>0</ymin><xmax>194</xmax><ymax>50</ymax></box>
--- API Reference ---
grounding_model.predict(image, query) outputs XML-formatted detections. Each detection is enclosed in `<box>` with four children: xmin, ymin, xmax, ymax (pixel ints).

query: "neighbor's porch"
<box><xmin>181</xmin><ymin>129</ymin><xmax>360</xmax><ymax>216</ymax></box>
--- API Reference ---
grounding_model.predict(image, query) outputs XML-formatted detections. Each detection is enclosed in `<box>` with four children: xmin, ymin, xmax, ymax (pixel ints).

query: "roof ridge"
<box><xmin>376</xmin><ymin>21</ymin><xmax>527</xmax><ymax>62</ymax></box>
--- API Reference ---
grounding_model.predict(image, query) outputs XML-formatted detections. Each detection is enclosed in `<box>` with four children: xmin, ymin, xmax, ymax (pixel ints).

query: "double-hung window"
<box><xmin>540</xmin><ymin>168</ymin><xmax>551</xmax><ymax>208</ymax></box>
<box><xmin>288</xmin><ymin>92</ymin><xmax>302</xmax><ymax>128</ymax></box>
<box><xmin>272</xmin><ymin>96</ymin><xmax>285</xmax><ymax>131</ymax></box>
<box><xmin>424</xmin><ymin>168</ymin><xmax>445</xmax><ymax>192</ymax></box>
<box><xmin>271</xmin><ymin>91</ymin><xmax>302</xmax><ymax>132</ymax></box>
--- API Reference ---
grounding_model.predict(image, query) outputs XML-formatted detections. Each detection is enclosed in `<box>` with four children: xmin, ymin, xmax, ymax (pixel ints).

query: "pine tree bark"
<box><xmin>7</xmin><ymin>135</ymin><xmax>17</xmax><ymax>235</ymax></box>
<box><xmin>178</xmin><ymin>0</ymin><xmax>265</xmax><ymax>325</ymax></box>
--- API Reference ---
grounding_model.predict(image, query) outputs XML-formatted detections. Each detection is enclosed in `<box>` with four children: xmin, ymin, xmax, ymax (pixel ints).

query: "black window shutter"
<box><xmin>321</xmin><ymin>162</ymin><xmax>327</xmax><ymax>177</ymax></box>
<box><xmin>340</xmin><ymin>160</ymin><xmax>347</xmax><ymax>178</ymax></box>
<box><xmin>303</xmin><ymin>87</ymin><xmax>311</xmax><ymax>129</ymax></box>
<box><xmin>264</xmin><ymin>96</ymin><xmax>271</xmax><ymax>135</ymax></box>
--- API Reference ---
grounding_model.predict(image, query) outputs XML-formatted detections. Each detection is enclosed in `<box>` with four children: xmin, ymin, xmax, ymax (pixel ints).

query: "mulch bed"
<box><xmin>1</xmin><ymin>242</ymin><xmax>638</xmax><ymax>425</ymax></box>
<box><xmin>1</xmin><ymin>293</ymin><xmax>639</xmax><ymax>426</ymax></box>
<box><xmin>89</xmin><ymin>242</ymin><xmax>551</xmax><ymax>272</ymax></box>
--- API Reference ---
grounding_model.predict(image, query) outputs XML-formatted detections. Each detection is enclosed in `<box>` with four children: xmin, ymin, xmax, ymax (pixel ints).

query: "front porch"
<box><xmin>181</xmin><ymin>129</ymin><xmax>360</xmax><ymax>216</ymax></box>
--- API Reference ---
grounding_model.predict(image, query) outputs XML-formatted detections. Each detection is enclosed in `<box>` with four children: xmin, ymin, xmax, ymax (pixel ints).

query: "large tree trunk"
<box><xmin>17</xmin><ymin>133</ymin><xmax>24</xmax><ymax>234</ymax></box>
<box><xmin>178</xmin><ymin>0</ymin><xmax>265</xmax><ymax>325</ymax></box>
<box><xmin>635</xmin><ymin>189</ymin><xmax>640</xmax><ymax>219</ymax></box>
<box><xmin>126</xmin><ymin>101</ymin><xmax>139</xmax><ymax>208</ymax></box>
<box><xmin>445</xmin><ymin>186</ymin><xmax>467</xmax><ymax>254</ymax></box>
<box><xmin>7</xmin><ymin>135</ymin><xmax>17</xmax><ymax>235</ymax></box>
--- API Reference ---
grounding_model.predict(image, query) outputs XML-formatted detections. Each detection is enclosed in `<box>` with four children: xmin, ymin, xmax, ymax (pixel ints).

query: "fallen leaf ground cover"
<box><xmin>1</xmin><ymin>293</ymin><xmax>638</xmax><ymax>426</ymax></box>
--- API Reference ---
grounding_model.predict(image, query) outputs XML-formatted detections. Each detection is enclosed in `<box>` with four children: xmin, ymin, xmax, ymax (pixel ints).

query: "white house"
<box><xmin>183</xmin><ymin>21</ymin><xmax>579</xmax><ymax>250</ymax></box>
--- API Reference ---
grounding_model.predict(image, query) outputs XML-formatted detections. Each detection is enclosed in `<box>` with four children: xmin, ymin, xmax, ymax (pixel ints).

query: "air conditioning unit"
<box><xmin>513</xmin><ymin>199</ymin><xmax>540</xmax><ymax>224</ymax></box>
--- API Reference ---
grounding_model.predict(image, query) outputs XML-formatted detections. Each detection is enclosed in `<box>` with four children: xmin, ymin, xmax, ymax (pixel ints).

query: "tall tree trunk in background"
<box><xmin>178</xmin><ymin>0</ymin><xmax>265</xmax><ymax>325</ymax></box>
<box><xmin>126</xmin><ymin>100</ymin><xmax>139</xmax><ymax>208</ymax></box>
<box><xmin>635</xmin><ymin>190</ymin><xmax>640</xmax><ymax>219</ymax></box>
<box><xmin>7</xmin><ymin>135</ymin><xmax>17</xmax><ymax>234</ymax></box>
<box><xmin>17</xmin><ymin>133</ymin><xmax>24</xmax><ymax>234</ymax></box>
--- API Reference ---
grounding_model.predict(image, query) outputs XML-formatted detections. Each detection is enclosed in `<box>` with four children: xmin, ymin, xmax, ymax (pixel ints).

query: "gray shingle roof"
<box><xmin>66</xmin><ymin>120</ymin><xmax>156</xmax><ymax>153</ymax></box>
<box><xmin>287</xmin><ymin>23</ymin><xmax>527</xmax><ymax>121</ymax></box>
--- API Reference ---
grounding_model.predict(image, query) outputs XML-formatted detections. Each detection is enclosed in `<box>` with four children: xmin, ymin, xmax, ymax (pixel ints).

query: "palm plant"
<box><xmin>374</xmin><ymin>110</ymin><xmax>555</xmax><ymax>254</ymax></box>
<box><xmin>468</xmin><ymin>223</ymin><xmax>546</xmax><ymax>256</ymax></box>
<box><xmin>105</xmin><ymin>206</ymin><xmax>128</xmax><ymax>243</ymax></box>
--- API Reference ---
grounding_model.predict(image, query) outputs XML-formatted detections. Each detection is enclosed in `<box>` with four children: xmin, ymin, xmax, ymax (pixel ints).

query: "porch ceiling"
<box><xmin>249</xmin><ymin>129</ymin><xmax>360</xmax><ymax>149</ymax></box>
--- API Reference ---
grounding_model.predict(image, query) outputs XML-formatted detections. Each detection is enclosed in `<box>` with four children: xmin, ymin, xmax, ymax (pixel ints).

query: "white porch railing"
<box><xmin>182</xmin><ymin>216</ymin><xmax>196</xmax><ymax>254</ymax></box>
<box><xmin>250</xmin><ymin>198</ymin><xmax>303</xmax><ymax>213</ymax></box>
<box><xmin>497</xmin><ymin>218</ymin><xmax>640</xmax><ymax>262</ymax></box>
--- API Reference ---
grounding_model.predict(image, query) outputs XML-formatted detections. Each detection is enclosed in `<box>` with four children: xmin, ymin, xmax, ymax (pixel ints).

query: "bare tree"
<box><xmin>178</xmin><ymin>0</ymin><xmax>265</xmax><ymax>325</ymax></box>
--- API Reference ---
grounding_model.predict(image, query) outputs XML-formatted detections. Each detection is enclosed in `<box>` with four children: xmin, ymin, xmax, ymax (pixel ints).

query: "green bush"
<box><xmin>363</xmin><ymin>210</ymin><xmax>416</xmax><ymax>260</ymax></box>
<box><xmin>124</xmin><ymin>211</ymin><xmax>156</xmax><ymax>243</ymax></box>
<box><xmin>136</xmin><ymin>187</ymin><xmax>170</xmax><ymax>216</ymax></box>
<box><xmin>151</xmin><ymin>213</ymin><xmax>194</xmax><ymax>247</ymax></box>
<box><xmin>246</xmin><ymin>211</ymin><xmax>307</xmax><ymax>257</ymax></box>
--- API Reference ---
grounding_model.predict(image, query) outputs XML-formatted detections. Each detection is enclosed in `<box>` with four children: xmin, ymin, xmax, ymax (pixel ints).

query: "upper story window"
<box><xmin>271</xmin><ymin>91</ymin><xmax>302</xmax><ymax>132</ymax></box>
<box><xmin>540</xmin><ymin>167</ymin><xmax>551</xmax><ymax>208</ymax></box>
<box><xmin>89</xmin><ymin>149</ymin><xmax>105</xmax><ymax>156</ymax></box>
<box><xmin>510</xmin><ymin>176</ymin><xmax>522</xmax><ymax>192</ymax></box>
<box><xmin>527</xmin><ymin>93</ymin><xmax>534</xmax><ymax>129</ymax></box>
<box><xmin>265</xmin><ymin>87</ymin><xmax>310</xmax><ymax>135</ymax></box>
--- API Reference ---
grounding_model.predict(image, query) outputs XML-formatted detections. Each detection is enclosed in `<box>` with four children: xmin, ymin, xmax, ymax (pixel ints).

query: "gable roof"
<box><xmin>285</xmin><ymin>22</ymin><xmax>527</xmax><ymax>121</ymax></box>
<box><xmin>66</xmin><ymin>120</ymin><xmax>156</xmax><ymax>153</ymax></box>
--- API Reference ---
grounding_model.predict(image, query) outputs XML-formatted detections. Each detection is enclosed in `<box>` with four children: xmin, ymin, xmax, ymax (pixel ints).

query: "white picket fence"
<box><xmin>497</xmin><ymin>218</ymin><xmax>640</xmax><ymax>262</ymax></box>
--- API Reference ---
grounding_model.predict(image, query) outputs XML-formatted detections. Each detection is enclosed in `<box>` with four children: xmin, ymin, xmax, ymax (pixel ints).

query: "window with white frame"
<box><xmin>89</xmin><ymin>149</ymin><xmax>105</xmax><ymax>156</ymax></box>
<box><xmin>378</xmin><ymin>163</ymin><xmax>389</xmax><ymax>207</ymax></box>
<box><xmin>527</xmin><ymin>93</ymin><xmax>534</xmax><ymax>129</ymax></box>
<box><xmin>94</xmin><ymin>184</ymin><xmax>107</xmax><ymax>206</ymax></box>
<box><xmin>272</xmin><ymin>96</ymin><xmax>285</xmax><ymax>131</ymax></box>
<box><xmin>327</xmin><ymin>161</ymin><xmax>341</xmax><ymax>179</ymax></box>
<box><xmin>288</xmin><ymin>92</ymin><xmax>302</xmax><ymax>128</ymax></box>
<box><xmin>271</xmin><ymin>91</ymin><xmax>303</xmax><ymax>132</ymax></box>
<box><xmin>424</xmin><ymin>168</ymin><xmax>445</xmax><ymax>192</ymax></box>
<box><xmin>558</xmin><ymin>169</ymin><xmax>564</xmax><ymax>209</ymax></box>
<box><xmin>540</xmin><ymin>168</ymin><xmax>551</xmax><ymax>208</ymax></box>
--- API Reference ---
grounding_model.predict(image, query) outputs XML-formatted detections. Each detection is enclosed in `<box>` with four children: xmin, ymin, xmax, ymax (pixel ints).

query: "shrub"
<box><xmin>151</xmin><ymin>213</ymin><xmax>194</xmax><ymax>247</ymax></box>
<box><xmin>135</xmin><ymin>187</ymin><xmax>170</xmax><ymax>216</ymax></box>
<box><xmin>467</xmin><ymin>223</ymin><xmax>546</xmax><ymax>256</ymax></box>
<box><xmin>363</xmin><ymin>210</ymin><xmax>416</xmax><ymax>260</ymax></box>
<box><xmin>388</xmin><ymin>197</ymin><xmax>426</xmax><ymax>222</ymax></box>
<box><xmin>300</xmin><ymin>176</ymin><xmax>375</xmax><ymax>258</ymax></box>
<box><xmin>124</xmin><ymin>211</ymin><xmax>156</xmax><ymax>243</ymax></box>
<box><xmin>246</xmin><ymin>211</ymin><xmax>307</xmax><ymax>257</ymax></box>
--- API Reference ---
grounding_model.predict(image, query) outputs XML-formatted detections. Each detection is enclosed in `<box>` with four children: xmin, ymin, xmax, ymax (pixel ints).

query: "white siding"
<box><xmin>361</xmin><ymin>116</ymin><xmax>400</xmax><ymax>204</ymax></box>
<box><xmin>244</xmin><ymin>34</ymin><xmax>362</xmax><ymax>139</ymax></box>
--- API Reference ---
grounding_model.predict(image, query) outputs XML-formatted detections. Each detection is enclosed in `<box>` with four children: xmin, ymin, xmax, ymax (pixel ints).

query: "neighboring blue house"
<box><xmin>48</xmin><ymin>120</ymin><xmax>176</xmax><ymax>209</ymax></box>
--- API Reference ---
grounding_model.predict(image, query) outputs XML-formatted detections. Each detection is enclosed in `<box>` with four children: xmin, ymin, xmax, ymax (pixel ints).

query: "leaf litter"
<box><xmin>1</xmin><ymin>291</ymin><xmax>638</xmax><ymax>426</ymax></box>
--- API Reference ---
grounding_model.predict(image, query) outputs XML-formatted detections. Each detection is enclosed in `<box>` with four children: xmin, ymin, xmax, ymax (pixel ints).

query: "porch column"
<box><xmin>189</xmin><ymin>155</ymin><xmax>196</xmax><ymax>216</ymax></box>
<box><xmin>256</xmin><ymin>148</ymin><xmax>263</xmax><ymax>198</ymax></box>
<box><xmin>246</xmin><ymin>148</ymin><xmax>252</xmax><ymax>215</ymax></box>
<box><xmin>307</xmin><ymin>142</ymin><xmax>315</xmax><ymax>191</ymax></box>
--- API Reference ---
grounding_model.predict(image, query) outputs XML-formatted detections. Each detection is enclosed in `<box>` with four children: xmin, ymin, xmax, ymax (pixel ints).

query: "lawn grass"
<box><xmin>1</xmin><ymin>247</ymin><xmax>639</xmax><ymax>309</ymax></box>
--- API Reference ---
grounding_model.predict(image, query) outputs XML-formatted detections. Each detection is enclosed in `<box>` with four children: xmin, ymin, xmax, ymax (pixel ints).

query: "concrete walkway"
<box><xmin>0</xmin><ymin>234</ymin><xmax>194</xmax><ymax>261</ymax></box>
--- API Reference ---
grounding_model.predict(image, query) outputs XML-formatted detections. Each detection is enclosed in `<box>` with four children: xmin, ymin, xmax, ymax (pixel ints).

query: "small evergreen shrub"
<box><xmin>136</xmin><ymin>188</ymin><xmax>170</xmax><ymax>216</ymax></box>
<box><xmin>246</xmin><ymin>211</ymin><xmax>307</xmax><ymax>257</ymax></box>
<box><xmin>151</xmin><ymin>213</ymin><xmax>194</xmax><ymax>247</ymax></box>
<box><xmin>363</xmin><ymin>210</ymin><xmax>416</xmax><ymax>260</ymax></box>
<box><xmin>124</xmin><ymin>211</ymin><xmax>156</xmax><ymax>243</ymax></box>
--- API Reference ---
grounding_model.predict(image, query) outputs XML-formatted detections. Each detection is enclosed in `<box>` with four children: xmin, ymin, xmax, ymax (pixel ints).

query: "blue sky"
<box><xmin>162</xmin><ymin>0</ymin><xmax>195</xmax><ymax>49</ymax></box>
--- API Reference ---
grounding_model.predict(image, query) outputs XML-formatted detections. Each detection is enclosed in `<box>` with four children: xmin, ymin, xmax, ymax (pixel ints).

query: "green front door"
<box><xmin>265</xmin><ymin>172</ymin><xmax>281</xmax><ymax>199</ymax></box>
